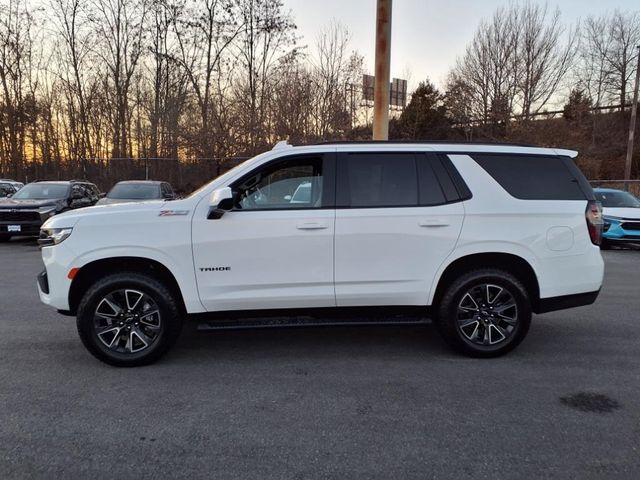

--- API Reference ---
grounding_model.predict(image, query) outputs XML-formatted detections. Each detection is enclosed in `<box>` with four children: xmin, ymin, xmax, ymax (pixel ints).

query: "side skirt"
<box><xmin>189</xmin><ymin>306</ymin><xmax>431</xmax><ymax>332</ymax></box>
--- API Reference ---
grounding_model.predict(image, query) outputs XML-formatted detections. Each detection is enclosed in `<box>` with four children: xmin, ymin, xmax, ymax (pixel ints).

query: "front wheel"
<box><xmin>77</xmin><ymin>272</ymin><xmax>183</xmax><ymax>367</ymax></box>
<box><xmin>435</xmin><ymin>269</ymin><xmax>532</xmax><ymax>358</ymax></box>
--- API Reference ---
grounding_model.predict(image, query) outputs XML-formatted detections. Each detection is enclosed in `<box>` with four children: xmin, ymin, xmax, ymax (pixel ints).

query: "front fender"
<box><xmin>71</xmin><ymin>246</ymin><xmax>205</xmax><ymax>313</ymax></box>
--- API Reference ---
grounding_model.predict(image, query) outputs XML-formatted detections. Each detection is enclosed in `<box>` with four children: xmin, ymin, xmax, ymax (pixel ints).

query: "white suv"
<box><xmin>37</xmin><ymin>142</ymin><xmax>605</xmax><ymax>366</ymax></box>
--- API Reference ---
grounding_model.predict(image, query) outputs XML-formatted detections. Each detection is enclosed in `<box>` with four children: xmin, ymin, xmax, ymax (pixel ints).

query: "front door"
<box><xmin>192</xmin><ymin>153</ymin><xmax>336</xmax><ymax>312</ymax></box>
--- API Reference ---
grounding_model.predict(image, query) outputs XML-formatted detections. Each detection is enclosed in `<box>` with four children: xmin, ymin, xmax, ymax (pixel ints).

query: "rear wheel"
<box><xmin>77</xmin><ymin>272</ymin><xmax>183</xmax><ymax>367</ymax></box>
<box><xmin>435</xmin><ymin>269</ymin><xmax>531</xmax><ymax>357</ymax></box>
<box><xmin>0</xmin><ymin>234</ymin><xmax>10</xmax><ymax>242</ymax></box>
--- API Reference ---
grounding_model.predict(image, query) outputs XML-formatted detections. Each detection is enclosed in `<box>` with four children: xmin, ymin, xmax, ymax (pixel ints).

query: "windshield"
<box><xmin>186</xmin><ymin>153</ymin><xmax>269</xmax><ymax>198</ymax></box>
<box><xmin>108</xmin><ymin>183</ymin><xmax>160</xmax><ymax>200</ymax></box>
<box><xmin>12</xmin><ymin>183</ymin><xmax>69</xmax><ymax>200</ymax></box>
<box><xmin>595</xmin><ymin>190</ymin><xmax>640</xmax><ymax>208</ymax></box>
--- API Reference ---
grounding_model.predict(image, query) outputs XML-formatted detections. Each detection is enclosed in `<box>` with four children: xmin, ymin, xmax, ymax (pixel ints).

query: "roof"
<box><xmin>593</xmin><ymin>187</ymin><xmax>626</xmax><ymax>193</ymax></box>
<box><xmin>272</xmin><ymin>140</ymin><xmax>578</xmax><ymax>158</ymax></box>
<box><xmin>32</xmin><ymin>180</ymin><xmax>95</xmax><ymax>185</ymax></box>
<box><xmin>114</xmin><ymin>180</ymin><xmax>164</xmax><ymax>185</ymax></box>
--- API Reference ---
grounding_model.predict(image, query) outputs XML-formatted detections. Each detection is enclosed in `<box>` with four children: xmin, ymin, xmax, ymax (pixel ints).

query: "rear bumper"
<box><xmin>534</xmin><ymin>289</ymin><xmax>600</xmax><ymax>314</ymax></box>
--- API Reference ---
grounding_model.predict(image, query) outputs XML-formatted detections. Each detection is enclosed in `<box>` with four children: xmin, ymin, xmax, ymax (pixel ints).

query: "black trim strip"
<box><xmin>534</xmin><ymin>289</ymin><xmax>600</xmax><ymax>314</ymax></box>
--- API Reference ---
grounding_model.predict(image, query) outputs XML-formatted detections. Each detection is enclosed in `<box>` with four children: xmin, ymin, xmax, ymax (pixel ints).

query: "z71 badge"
<box><xmin>158</xmin><ymin>210</ymin><xmax>190</xmax><ymax>217</ymax></box>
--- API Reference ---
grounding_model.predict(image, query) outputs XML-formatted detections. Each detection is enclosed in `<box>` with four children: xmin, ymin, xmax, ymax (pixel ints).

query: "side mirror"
<box><xmin>208</xmin><ymin>187</ymin><xmax>234</xmax><ymax>219</ymax></box>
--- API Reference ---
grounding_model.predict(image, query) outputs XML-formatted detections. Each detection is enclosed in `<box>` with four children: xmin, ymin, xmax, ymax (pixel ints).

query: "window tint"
<box><xmin>337</xmin><ymin>153</ymin><xmax>418</xmax><ymax>207</ymax></box>
<box><xmin>472</xmin><ymin>154</ymin><xmax>587</xmax><ymax>200</ymax></box>
<box><xmin>416</xmin><ymin>157</ymin><xmax>447</xmax><ymax>205</ymax></box>
<box><xmin>233</xmin><ymin>156</ymin><xmax>323</xmax><ymax>210</ymax></box>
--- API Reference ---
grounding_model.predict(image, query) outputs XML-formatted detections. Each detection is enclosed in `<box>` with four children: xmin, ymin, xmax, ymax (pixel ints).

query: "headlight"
<box><xmin>38</xmin><ymin>227</ymin><xmax>73</xmax><ymax>247</ymax></box>
<box><xmin>39</xmin><ymin>206</ymin><xmax>57</xmax><ymax>218</ymax></box>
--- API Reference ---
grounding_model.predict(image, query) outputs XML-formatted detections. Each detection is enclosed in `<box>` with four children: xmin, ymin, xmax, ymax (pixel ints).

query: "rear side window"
<box><xmin>337</xmin><ymin>153</ymin><xmax>417</xmax><ymax>207</ymax></box>
<box><xmin>471</xmin><ymin>154</ymin><xmax>589</xmax><ymax>200</ymax></box>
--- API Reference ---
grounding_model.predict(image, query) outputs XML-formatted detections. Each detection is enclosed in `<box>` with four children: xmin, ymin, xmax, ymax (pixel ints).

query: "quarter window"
<box><xmin>472</xmin><ymin>154</ymin><xmax>588</xmax><ymax>200</ymax></box>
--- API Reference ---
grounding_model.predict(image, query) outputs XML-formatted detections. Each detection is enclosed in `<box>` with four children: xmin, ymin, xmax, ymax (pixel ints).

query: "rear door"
<box><xmin>334</xmin><ymin>152</ymin><xmax>466</xmax><ymax>306</ymax></box>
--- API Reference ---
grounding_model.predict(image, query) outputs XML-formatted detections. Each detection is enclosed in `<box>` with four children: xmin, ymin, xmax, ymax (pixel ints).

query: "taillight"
<box><xmin>586</xmin><ymin>200</ymin><xmax>604</xmax><ymax>245</ymax></box>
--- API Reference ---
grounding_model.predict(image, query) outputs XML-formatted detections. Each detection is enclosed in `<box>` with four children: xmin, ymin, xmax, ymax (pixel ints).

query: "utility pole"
<box><xmin>624</xmin><ymin>45</ymin><xmax>640</xmax><ymax>191</ymax></box>
<box><xmin>372</xmin><ymin>0</ymin><xmax>392</xmax><ymax>140</ymax></box>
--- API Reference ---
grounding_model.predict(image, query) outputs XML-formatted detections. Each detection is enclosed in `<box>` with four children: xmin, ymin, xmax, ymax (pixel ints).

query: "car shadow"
<box><xmin>169</xmin><ymin>322</ymin><xmax>453</xmax><ymax>364</ymax></box>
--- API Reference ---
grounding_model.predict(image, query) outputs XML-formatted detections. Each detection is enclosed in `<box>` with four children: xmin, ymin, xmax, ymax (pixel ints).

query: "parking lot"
<box><xmin>0</xmin><ymin>239</ymin><xmax>639</xmax><ymax>479</ymax></box>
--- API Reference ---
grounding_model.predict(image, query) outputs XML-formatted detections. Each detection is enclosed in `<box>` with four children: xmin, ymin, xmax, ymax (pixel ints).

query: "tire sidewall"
<box><xmin>437</xmin><ymin>270</ymin><xmax>532</xmax><ymax>357</ymax></box>
<box><xmin>77</xmin><ymin>273</ymin><xmax>182</xmax><ymax>366</ymax></box>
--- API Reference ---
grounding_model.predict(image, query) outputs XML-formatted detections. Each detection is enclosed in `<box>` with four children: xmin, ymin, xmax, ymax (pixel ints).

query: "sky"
<box><xmin>283</xmin><ymin>0</ymin><xmax>639</xmax><ymax>90</ymax></box>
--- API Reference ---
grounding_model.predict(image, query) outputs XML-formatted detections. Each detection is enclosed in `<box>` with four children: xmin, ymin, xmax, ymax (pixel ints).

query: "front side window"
<box><xmin>233</xmin><ymin>156</ymin><xmax>324</xmax><ymax>210</ymax></box>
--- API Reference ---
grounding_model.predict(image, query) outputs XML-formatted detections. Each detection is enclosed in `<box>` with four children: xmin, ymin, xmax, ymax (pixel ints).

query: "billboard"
<box><xmin>362</xmin><ymin>75</ymin><xmax>407</xmax><ymax>108</ymax></box>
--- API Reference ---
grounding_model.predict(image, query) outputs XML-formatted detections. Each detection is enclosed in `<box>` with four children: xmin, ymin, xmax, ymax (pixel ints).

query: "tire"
<box><xmin>435</xmin><ymin>269</ymin><xmax>532</xmax><ymax>358</ymax></box>
<box><xmin>0</xmin><ymin>234</ymin><xmax>10</xmax><ymax>242</ymax></box>
<box><xmin>77</xmin><ymin>272</ymin><xmax>183</xmax><ymax>367</ymax></box>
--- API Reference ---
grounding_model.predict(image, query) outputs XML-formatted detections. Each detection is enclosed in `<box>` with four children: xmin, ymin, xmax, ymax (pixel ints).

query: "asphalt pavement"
<box><xmin>1</xmin><ymin>238</ymin><xmax>639</xmax><ymax>479</ymax></box>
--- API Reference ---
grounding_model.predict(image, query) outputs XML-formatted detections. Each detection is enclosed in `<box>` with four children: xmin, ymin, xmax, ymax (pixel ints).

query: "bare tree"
<box><xmin>517</xmin><ymin>2</ymin><xmax>576</xmax><ymax>119</ymax></box>
<box><xmin>312</xmin><ymin>21</ymin><xmax>351</xmax><ymax>139</ymax></box>
<box><xmin>51</xmin><ymin>0</ymin><xmax>96</xmax><ymax>166</ymax></box>
<box><xmin>90</xmin><ymin>0</ymin><xmax>148</xmax><ymax>158</ymax></box>
<box><xmin>607</xmin><ymin>10</ymin><xmax>640</xmax><ymax>111</ymax></box>
<box><xmin>172</xmin><ymin>0</ymin><xmax>241</xmax><ymax>158</ymax></box>
<box><xmin>0</xmin><ymin>0</ymin><xmax>42</xmax><ymax>178</ymax></box>
<box><xmin>235</xmin><ymin>0</ymin><xmax>296</xmax><ymax>153</ymax></box>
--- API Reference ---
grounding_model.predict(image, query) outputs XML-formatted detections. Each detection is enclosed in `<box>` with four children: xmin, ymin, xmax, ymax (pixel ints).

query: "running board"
<box><xmin>197</xmin><ymin>316</ymin><xmax>430</xmax><ymax>332</ymax></box>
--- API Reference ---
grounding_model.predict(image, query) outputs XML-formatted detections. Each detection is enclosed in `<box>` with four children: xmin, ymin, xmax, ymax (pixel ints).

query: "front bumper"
<box><xmin>37</xmin><ymin>243</ymin><xmax>75</xmax><ymax>312</ymax></box>
<box><xmin>603</xmin><ymin>218</ymin><xmax>640</xmax><ymax>242</ymax></box>
<box><xmin>0</xmin><ymin>219</ymin><xmax>42</xmax><ymax>236</ymax></box>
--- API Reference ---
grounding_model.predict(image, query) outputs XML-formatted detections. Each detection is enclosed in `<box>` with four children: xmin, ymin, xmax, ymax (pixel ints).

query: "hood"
<box><xmin>602</xmin><ymin>207</ymin><xmax>640</xmax><ymax>219</ymax></box>
<box><xmin>96</xmin><ymin>197</ymin><xmax>157</xmax><ymax>206</ymax></box>
<box><xmin>0</xmin><ymin>197</ymin><xmax>65</xmax><ymax>210</ymax></box>
<box><xmin>42</xmin><ymin>198</ymin><xmax>180</xmax><ymax>229</ymax></box>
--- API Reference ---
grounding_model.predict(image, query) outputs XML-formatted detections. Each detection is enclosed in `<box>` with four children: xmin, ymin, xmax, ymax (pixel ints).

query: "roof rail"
<box><xmin>312</xmin><ymin>140</ymin><xmax>537</xmax><ymax>148</ymax></box>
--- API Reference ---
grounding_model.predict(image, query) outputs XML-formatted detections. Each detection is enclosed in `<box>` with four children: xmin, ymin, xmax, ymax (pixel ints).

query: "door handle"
<box><xmin>297</xmin><ymin>222</ymin><xmax>328</xmax><ymax>230</ymax></box>
<box><xmin>419</xmin><ymin>219</ymin><xmax>450</xmax><ymax>227</ymax></box>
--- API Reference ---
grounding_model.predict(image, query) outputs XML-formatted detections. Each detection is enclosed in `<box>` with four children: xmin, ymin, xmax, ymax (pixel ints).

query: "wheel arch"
<box><xmin>431</xmin><ymin>252</ymin><xmax>541</xmax><ymax>313</ymax></box>
<box><xmin>68</xmin><ymin>256</ymin><xmax>187</xmax><ymax>316</ymax></box>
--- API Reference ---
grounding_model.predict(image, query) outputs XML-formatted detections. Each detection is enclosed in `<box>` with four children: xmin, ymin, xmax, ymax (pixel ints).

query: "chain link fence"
<box><xmin>590</xmin><ymin>180</ymin><xmax>640</xmax><ymax>197</ymax></box>
<box><xmin>16</xmin><ymin>157</ymin><xmax>249</xmax><ymax>195</ymax></box>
